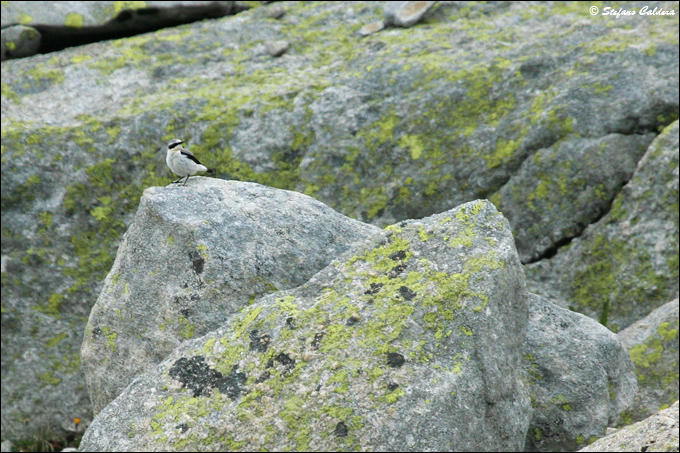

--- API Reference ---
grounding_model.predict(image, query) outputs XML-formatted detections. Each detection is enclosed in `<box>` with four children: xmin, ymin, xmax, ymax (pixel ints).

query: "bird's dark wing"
<box><xmin>180</xmin><ymin>149</ymin><xmax>204</xmax><ymax>166</ymax></box>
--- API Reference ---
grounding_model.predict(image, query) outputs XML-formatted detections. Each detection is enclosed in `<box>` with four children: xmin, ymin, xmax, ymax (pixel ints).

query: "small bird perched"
<box><xmin>164</xmin><ymin>139</ymin><xmax>214</xmax><ymax>186</ymax></box>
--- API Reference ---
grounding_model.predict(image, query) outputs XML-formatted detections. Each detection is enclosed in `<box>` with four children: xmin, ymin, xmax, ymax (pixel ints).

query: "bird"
<box><xmin>164</xmin><ymin>139</ymin><xmax>214</xmax><ymax>186</ymax></box>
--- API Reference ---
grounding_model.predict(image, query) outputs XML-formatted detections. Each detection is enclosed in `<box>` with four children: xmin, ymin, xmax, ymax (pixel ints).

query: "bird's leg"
<box><xmin>182</xmin><ymin>175</ymin><xmax>190</xmax><ymax>186</ymax></box>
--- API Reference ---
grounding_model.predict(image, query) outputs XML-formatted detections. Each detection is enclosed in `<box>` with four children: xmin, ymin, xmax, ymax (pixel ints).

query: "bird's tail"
<box><xmin>207</xmin><ymin>168</ymin><xmax>215</xmax><ymax>174</ymax></box>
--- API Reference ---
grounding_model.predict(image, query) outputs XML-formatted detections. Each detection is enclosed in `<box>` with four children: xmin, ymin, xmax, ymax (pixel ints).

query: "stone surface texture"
<box><xmin>526</xmin><ymin>121</ymin><xmax>679</xmax><ymax>332</ymax></box>
<box><xmin>524</xmin><ymin>294</ymin><xmax>637</xmax><ymax>451</ymax></box>
<box><xmin>616</xmin><ymin>298</ymin><xmax>679</xmax><ymax>426</ymax></box>
<box><xmin>79</xmin><ymin>200</ymin><xmax>533</xmax><ymax>451</ymax></box>
<box><xmin>579</xmin><ymin>401</ymin><xmax>679</xmax><ymax>452</ymax></box>
<box><xmin>0</xmin><ymin>1</ymin><xmax>235</xmax><ymax>27</ymax></box>
<box><xmin>1</xmin><ymin>25</ymin><xmax>41</xmax><ymax>61</ymax></box>
<box><xmin>81</xmin><ymin>178</ymin><xmax>379</xmax><ymax>414</ymax></box>
<box><xmin>1</xmin><ymin>0</ymin><xmax>677</xmax><ymax>443</ymax></box>
<box><xmin>383</xmin><ymin>1</ymin><xmax>436</xmax><ymax>27</ymax></box>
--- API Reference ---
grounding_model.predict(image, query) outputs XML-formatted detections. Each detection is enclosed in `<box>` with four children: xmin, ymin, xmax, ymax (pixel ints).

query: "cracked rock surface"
<box><xmin>80</xmin><ymin>200</ymin><xmax>534</xmax><ymax>451</ymax></box>
<box><xmin>525</xmin><ymin>121</ymin><xmax>679</xmax><ymax>332</ymax></box>
<box><xmin>79</xmin><ymin>199</ymin><xmax>637</xmax><ymax>452</ymax></box>
<box><xmin>615</xmin><ymin>298</ymin><xmax>679</xmax><ymax>426</ymax></box>
<box><xmin>579</xmin><ymin>401</ymin><xmax>679</xmax><ymax>452</ymax></box>
<box><xmin>81</xmin><ymin>179</ymin><xmax>379</xmax><ymax>414</ymax></box>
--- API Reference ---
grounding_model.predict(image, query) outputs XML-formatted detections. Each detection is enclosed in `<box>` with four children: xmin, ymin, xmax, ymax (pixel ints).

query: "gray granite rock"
<box><xmin>2</xmin><ymin>0</ymin><xmax>677</xmax><ymax>443</ymax></box>
<box><xmin>384</xmin><ymin>1</ymin><xmax>436</xmax><ymax>27</ymax></box>
<box><xmin>0</xmin><ymin>1</ymin><xmax>240</xmax><ymax>60</ymax></box>
<box><xmin>525</xmin><ymin>121</ymin><xmax>679</xmax><ymax>332</ymax></box>
<box><xmin>358</xmin><ymin>20</ymin><xmax>385</xmax><ymax>36</ymax></box>
<box><xmin>79</xmin><ymin>200</ymin><xmax>532</xmax><ymax>451</ymax></box>
<box><xmin>524</xmin><ymin>294</ymin><xmax>637</xmax><ymax>451</ymax></box>
<box><xmin>616</xmin><ymin>299</ymin><xmax>679</xmax><ymax>426</ymax></box>
<box><xmin>495</xmin><ymin>133</ymin><xmax>655</xmax><ymax>263</ymax></box>
<box><xmin>0</xmin><ymin>1</ymin><xmax>236</xmax><ymax>28</ymax></box>
<box><xmin>1</xmin><ymin>25</ymin><xmax>41</xmax><ymax>61</ymax></box>
<box><xmin>81</xmin><ymin>178</ymin><xmax>379</xmax><ymax>415</ymax></box>
<box><xmin>263</xmin><ymin>4</ymin><xmax>286</xmax><ymax>20</ymax></box>
<box><xmin>579</xmin><ymin>400</ymin><xmax>679</xmax><ymax>452</ymax></box>
<box><xmin>264</xmin><ymin>39</ymin><xmax>289</xmax><ymax>57</ymax></box>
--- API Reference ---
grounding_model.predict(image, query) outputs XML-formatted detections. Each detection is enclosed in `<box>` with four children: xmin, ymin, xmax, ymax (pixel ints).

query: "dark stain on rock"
<box><xmin>311</xmin><ymin>332</ymin><xmax>324</xmax><ymax>350</ymax></box>
<box><xmin>398</xmin><ymin>286</ymin><xmax>416</xmax><ymax>301</ymax></box>
<box><xmin>286</xmin><ymin>316</ymin><xmax>297</xmax><ymax>329</ymax></box>
<box><xmin>188</xmin><ymin>250</ymin><xmax>204</xmax><ymax>275</ymax></box>
<box><xmin>389</xmin><ymin>250</ymin><xmax>406</xmax><ymax>261</ymax></box>
<box><xmin>193</xmin><ymin>257</ymin><xmax>204</xmax><ymax>274</ymax></box>
<box><xmin>346</xmin><ymin>314</ymin><xmax>360</xmax><ymax>326</ymax></box>
<box><xmin>334</xmin><ymin>421</ymin><xmax>349</xmax><ymax>437</ymax></box>
<box><xmin>218</xmin><ymin>365</ymin><xmax>247</xmax><ymax>399</ymax></box>
<box><xmin>249</xmin><ymin>330</ymin><xmax>271</xmax><ymax>353</ymax></box>
<box><xmin>364</xmin><ymin>282</ymin><xmax>383</xmax><ymax>295</ymax></box>
<box><xmin>169</xmin><ymin>356</ymin><xmax>246</xmax><ymax>399</ymax></box>
<box><xmin>388</xmin><ymin>264</ymin><xmax>407</xmax><ymax>278</ymax></box>
<box><xmin>180</xmin><ymin>308</ymin><xmax>192</xmax><ymax>317</ymax></box>
<box><xmin>275</xmin><ymin>352</ymin><xmax>295</xmax><ymax>368</ymax></box>
<box><xmin>386</xmin><ymin>352</ymin><xmax>405</xmax><ymax>368</ymax></box>
<box><xmin>176</xmin><ymin>423</ymin><xmax>189</xmax><ymax>433</ymax></box>
<box><xmin>387</xmin><ymin>381</ymin><xmax>400</xmax><ymax>391</ymax></box>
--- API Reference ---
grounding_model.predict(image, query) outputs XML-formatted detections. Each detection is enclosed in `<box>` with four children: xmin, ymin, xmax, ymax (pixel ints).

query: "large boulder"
<box><xmin>81</xmin><ymin>178</ymin><xmax>379</xmax><ymax>414</ymax></box>
<box><xmin>1</xmin><ymin>25</ymin><xmax>41</xmax><ymax>61</ymax></box>
<box><xmin>0</xmin><ymin>1</ymin><xmax>235</xmax><ymax>28</ymax></box>
<box><xmin>493</xmin><ymin>133</ymin><xmax>654</xmax><ymax>263</ymax></box>
<box><xmin>525</xmin><ymin>121</ymin><xmax>680</xmax><ymax>332</ymax></box>
<box><xmin>579</xmin><ymin>400</ymin><xmax>679</xmax><ymax>452</ymax></box>
<box><xmin>524</xmin><ymin>294</ymin><xmax>637</xmax><ymax>451</ymax></box>
<box><xmin>383</xmin><ymin>1</ymin><xmax>436</xmax><ymax>28</ymax></box>
<box><xmin>2</xmin><ymin>0</ymin><xmax>677</xmax><ymax>442</ymax></box>
<box><xmin>0</xmin><ymin>1</ymin><xmax>242</xmax><ymax>60</ymax></box>
<box><xmin>79</xmin><ymin>200</ymin><xmax>533</xmax><ymax>451</ymax></box>
<box><xmin>616</xmin><ymin>298</ymin><xmax>679</xmax><ymax>425</ymax></box>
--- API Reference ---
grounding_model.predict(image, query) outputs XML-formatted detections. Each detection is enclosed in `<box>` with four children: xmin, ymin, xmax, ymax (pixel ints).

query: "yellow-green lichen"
<box><xmin>45</xmin><ymin>333</ymin><xmax>68</xmax><ymax>348</ymax></box>
<box><xmin>64</xmin><ymin>12</ymin><xmax>84</xmax><ymax>28</ymax></box>
<box><xmin>571</xmin><ymin>235</ymin><xmax>676</xmax><ymax>331</ymax></box>
<box><xmin>34</xmin><ymin>293</ymin><xmax>64</xmax><ymax>317</ymax></box>
<box><xmin>37</xmin><ymin>371</ymin><xmax>62</xmax><ymax>386</ymax></box>
<box><xmin>178</xmin><ymin>316</ymin><xmax>196</xmax><ymax>339</ymax></box>
<box><xmin>113</xmin><ymin>1</ymin><xmax>148</xmax><ymax>15</ymax></box>
<box><xmin>101</xmin><ymin>327</ymin><xmax>118</xmax><ymax>352</ymax></box>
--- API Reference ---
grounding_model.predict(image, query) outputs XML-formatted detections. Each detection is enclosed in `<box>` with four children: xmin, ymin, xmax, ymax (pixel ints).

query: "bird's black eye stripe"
<box><xmin>169</xmin><ymin>141</ymin><xmax>184</xmax><ymax>149</ymax></box>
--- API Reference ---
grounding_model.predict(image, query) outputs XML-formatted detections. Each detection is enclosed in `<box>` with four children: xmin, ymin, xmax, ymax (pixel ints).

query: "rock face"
<box><xmin>81</xmin><ymin>178</ymin><xmax>379</xmax><ymax>414</ymax></box>
<box><xmin>383</xmin><ymin>1</ymin><xmax>436</xmax><ymax>27</ymax></box>
<box><xmin>79</xmin><ymin>200</ymin><xmax>533</xmax><ymax>452</ymax></box>
<box><xmin>1</xmin><ymin>25</ymin><xmax>41</xmax><ymax>61</ymax></box>
<box><xmin>0</xmin><ymin>1</ymin><xmax>235</xmax><ymax>28</ymax></box>
<box><xmin>525</xmin><ymin>121</ymin><xmax>679</xmax><ymax>332</ymax></box>
<box><xmin>0</xmin><ymin>1</ymin><xmax>241</xmax><ymax>60</ymax></box>
<box><xmin>616</xmin><ymin>299</ymin><xmax>679</xmax><ymax>426</ymax></box>
<box><xmin>579</xmin><ymin>400</ymin><xmax>679</xmax><ymax>452</ymax></box>
<box><xmin>495</xmin><ymin>133</ymin><xmax>655</xmax><ymax>263</ymax></box>
<box><xmin>524</xmin><ymin>294</ymin><xmax>637</xmax><ymax>451</ymax></box>
<box><xmin>2</xmin><ymin>0</ymin><xmax>677</xmax><ymax>443</ymax></box>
